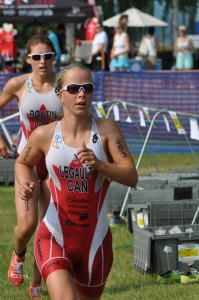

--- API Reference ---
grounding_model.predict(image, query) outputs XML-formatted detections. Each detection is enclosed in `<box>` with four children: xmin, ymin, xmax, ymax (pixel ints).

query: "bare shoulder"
<box><xmin>4</xmin><ymin>74</ymin><xmax>29</xmax><ymax>96</ymax></box>
<box><xmin>96</xmin><ymin>118</ymin><xmax>121</xmax><ymax>135</ymax></box>
<box><xmin>6</xmin><ymin>73</ymin><xmax>28</xmax><ymax>88</ymax></box>
<box><xmin>32</xmin><ymin>122</ymin><xmax>56</xmax><ymax>139</ymax></box>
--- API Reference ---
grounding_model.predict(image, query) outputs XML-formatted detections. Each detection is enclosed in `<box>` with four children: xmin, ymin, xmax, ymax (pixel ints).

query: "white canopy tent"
<box><xmin>103</xmin><ymin>7</ymin><xmax>168</xmax><ymax>27</ymax></box>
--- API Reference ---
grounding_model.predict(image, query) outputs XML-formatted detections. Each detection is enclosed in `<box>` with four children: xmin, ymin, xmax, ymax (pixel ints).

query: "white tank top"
<box><xmin>144</xmin><ymin>36</ymin><xmax>157</xmax><ymax>56</ymax></box>
<box><xmin>18</xmin><ymin>75</ymin><xmax>63</xmax><ymax>153</ymax></box>
<box><xmin>177</xmin><ymin>38</ymin><xmax>192</xmax><ymax>55</ymax></box>
<box><xmin>114</xmin><ymin>32</ymin><xmax>128</xmax><ymax>58</ymax></box>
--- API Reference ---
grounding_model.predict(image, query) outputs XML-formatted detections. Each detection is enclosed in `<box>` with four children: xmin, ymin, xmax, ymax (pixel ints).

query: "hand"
<box><xmin>18</xmin><ymin>181</ymin><xmax>36</xmax><ymax>201</ymax></box>
<box><xmin>0</xmin><ymin>135</ymin><xmax>11</xmax><ymax>159</ymax></box>
<box><xmin>77</xmin><ymin>140</ymin><xmax>100</xmax><ymax>169</ymax></box>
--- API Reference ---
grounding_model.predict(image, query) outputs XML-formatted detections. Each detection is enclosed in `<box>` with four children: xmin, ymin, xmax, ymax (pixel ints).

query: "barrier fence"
<box><xmin>1</xmin><ymin>71</ymin><xmax>199</xmax><ymax>155</ymax></box>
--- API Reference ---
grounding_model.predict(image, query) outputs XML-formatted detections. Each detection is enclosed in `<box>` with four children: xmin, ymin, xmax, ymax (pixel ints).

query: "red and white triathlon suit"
<box><xmin>34</xmin><ymin>118</ymin><xmax>113</xmax><ymax>297</ymax></box>
<box><xmin>18</xmin><ymin>75</ymin><xmax>63</xmax><ymax>179</ymax></box>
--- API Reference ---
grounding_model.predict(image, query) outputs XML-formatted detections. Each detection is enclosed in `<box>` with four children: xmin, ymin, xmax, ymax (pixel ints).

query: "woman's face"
<box><xmin>179</xmin><ymin>29</ymin><xmax>186</xmax><ymax>36</ymax></box>
<box><xmin>58</xmin><ymin>69</ymin><xmax>93</xmax><ymax>117</ymax></box>
<box><xmin>26</xmin><ymin>43</ymin><xmax>55</xmax><ymax>74</ymax></box>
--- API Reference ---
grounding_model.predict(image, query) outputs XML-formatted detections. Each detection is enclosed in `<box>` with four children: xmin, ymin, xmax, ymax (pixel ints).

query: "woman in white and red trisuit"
<box><xmin>15</xmin><ymin>63</ymin><xmax>138</xmax><ymax>300</ymax></box>
<box><xmin>0</xmin><ymin>35</ymin><xmax>63</xmax><ymax>298</ymax></box>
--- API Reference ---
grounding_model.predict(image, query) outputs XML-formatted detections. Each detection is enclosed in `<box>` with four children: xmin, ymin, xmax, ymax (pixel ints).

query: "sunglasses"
<box><xmin>27</xmin><ymin>52</ymin><xmax>55</xmax><ymax>61</ymax></box>
<box><xmin>60</xmin><ymin>83</ymin><xmax>95</xmax><ymax>94</ymax></box>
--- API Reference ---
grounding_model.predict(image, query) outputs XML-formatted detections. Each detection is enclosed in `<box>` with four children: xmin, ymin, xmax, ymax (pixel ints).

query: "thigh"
<box><xmin>46</xmin><ymin>269</ymin><xmax>77</xmax><ymax>300</ymax></box>
<box><xmin>176</xmin><ymin>55</ymin><xmax>184</xmax><ymax>70</ymax></box>
<box><xmin>184</xmin><ymin>54</ymin><xmax>193</xmax><ymax>69</ymax></box>
<box><xmin>39</xmin><ymin>177</ymin><xmax>50</xmax><ymax>221</ymax></box>
<box><xmin>75</xmin><ymin>229</ymin><xmax>113</xmax><ymax>298</ymax></box>
<box><xmin>34</xmin><ymin>222</ymin><xmax>73</xmax><ymax>282</ymax></box>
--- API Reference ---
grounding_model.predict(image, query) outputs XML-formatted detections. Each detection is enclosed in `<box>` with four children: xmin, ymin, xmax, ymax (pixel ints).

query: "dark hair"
<box><xmin>26</xmin><ymin>34</ymin><xmax>56</xmax><ymax>55</ymax></box>
<box><xmin>57</xmin><ymin>23</ymin><xmax>65</xmax><ymax>31</ymax></box>
<box><xmin>96</xmin><ymin>21</ymin><xmax>103</xmax><ymax>28</ymax></box>
<box><xmin>119</xmin><ymin>14</ymin><xmax>128</xmax><ymax>22</ymax></box>
<box><xmin>148</xmin><ymin>27</ymin><xmax>155</xmax><ymax>35</ymax></box>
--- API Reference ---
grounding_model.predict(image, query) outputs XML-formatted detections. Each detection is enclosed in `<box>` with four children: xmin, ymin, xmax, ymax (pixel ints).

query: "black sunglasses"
<box><xmin>60</xmin><ymin>83</ymin><xmax>95</xmax><ymax>94</ymax></box>
<box><xmin>27</xmin><ymin>52</ymin><xmax>55</xmax><ymax>61</ymax></box>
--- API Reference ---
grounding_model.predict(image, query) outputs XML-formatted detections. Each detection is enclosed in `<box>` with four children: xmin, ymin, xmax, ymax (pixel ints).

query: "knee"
<box><xmin>17</xmin><ymin>219</ymin><xmax>38</xmax><ymax>237</ymax></box>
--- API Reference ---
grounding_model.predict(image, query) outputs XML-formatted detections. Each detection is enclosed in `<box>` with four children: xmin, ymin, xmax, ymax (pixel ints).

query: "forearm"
<box><xmin>15</xmin><ymin>160</ymin><xmax>36</xmax><ymax>186</ymax></box>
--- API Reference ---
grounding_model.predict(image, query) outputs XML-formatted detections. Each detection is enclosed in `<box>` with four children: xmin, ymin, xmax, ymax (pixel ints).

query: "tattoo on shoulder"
<box><xmin>22</xmin><ymin>147</ymin><xmax>31</xmax><ymax>161</ymax></box>
<box><xmin>0</xmin><ymin>89</ymin><xmax>3</xmax><ymax>96</ymax></box>
<box><xmin>116</xmin><ymin>138</ymin><xmax>127</xmax><ymax>158</ymax></box>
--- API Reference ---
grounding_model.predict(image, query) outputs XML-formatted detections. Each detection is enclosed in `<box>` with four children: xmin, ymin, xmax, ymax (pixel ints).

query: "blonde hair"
<box><xmin>56</xmin><ymin>63</ymin><xmax>93</xmax><ymax>92</ymax></box>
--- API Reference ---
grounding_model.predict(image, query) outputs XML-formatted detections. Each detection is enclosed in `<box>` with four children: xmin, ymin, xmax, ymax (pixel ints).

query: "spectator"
<box><xmin>56</xmin><ymin>23</ymin><xmax>66</xmax><ymax>54</ymax></box>
<box><xmin>48</xmin><ymin>29</ymin><xmax>62</xmax><ymax>72</ymax></box>
<box><xmin>175</xmin><ymin>25</ymin><xmax>194</xmax><ymax>70</ymax></box>
<box><xmin>91</xmin><ymin>21</ymin><xmax>109</xmax><ymax>70</ymax></box>
<box><xmin>109</xmin><ymin>22</ymin><xmax>130</xmax><ymax>71</ymax></box>
<box><xmin>0</xmin><ymin>54</ymin><xmax>8</xmax><ymax>73</ymax></box>
<box><xmin>119</xmin><ymin>14</ymin><xmax>128</xmax><ymax>32</ymax></box>
<box><xmin>36</xmin><ymin>26</ymin><xmax>62</xmax><ymax>72</ymax></box>
<box><xmin>139</xmin><ymin>27</ymin><xmax>159</xmax><ymax>70</ymax></box>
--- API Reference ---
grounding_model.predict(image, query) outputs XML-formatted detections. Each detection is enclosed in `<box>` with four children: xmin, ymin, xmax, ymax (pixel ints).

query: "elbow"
<box><xmin>131</xmin><ymin>172</ymin><xmax>138</xmax><ymax>188</ymax></box>
<box><xmin>126</xmin><ymin>170</ymin><xmax>138</xmax><ymax>188</ymax></box>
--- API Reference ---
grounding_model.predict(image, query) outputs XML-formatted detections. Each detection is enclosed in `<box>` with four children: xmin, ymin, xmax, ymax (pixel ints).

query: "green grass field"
<box><xmin>1</xmin><ymin>153</ymin><xmax>199</xmax><ymax>299</ymax></box>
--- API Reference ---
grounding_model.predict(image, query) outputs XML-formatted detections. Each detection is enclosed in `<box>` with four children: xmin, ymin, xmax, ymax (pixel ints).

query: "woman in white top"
<box><xmin>109</xmin><ymin>22</ymin><xmax>130</xmax><ymax>71</ymax></box>
<box><xmin>91</xmin><ymin>21</ymin><xmax>109</xmax><ymax>70</ymax></box>
<box><xmin>175</xmin><ymin>25</ymin><xmax>194</xmax><ymax>70</ymax></box>
<box><xmin>140</xmin><ymin>27</ymin><xmax>159</xmax><ymax>70</ymax></box>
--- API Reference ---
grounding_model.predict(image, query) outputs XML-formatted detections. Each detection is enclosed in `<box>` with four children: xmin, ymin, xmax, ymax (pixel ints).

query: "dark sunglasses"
<box><xmin>60</xmin><ymin>83</ymin><xmax>95</xmax><ymax>94</ymax></box>
<box><xmin>27</xmin><ymin>52</ymin><xmax>55</xmax><ymax>61</ymax></box>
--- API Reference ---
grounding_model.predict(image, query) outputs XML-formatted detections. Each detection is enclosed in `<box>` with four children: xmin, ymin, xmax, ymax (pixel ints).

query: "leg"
<box><xmin>46</xmin><ymin>270</ymin><xmax>77</xmax><ymax>300</ymax></box>
<box><xmin>30</xmin><ymin>177</ymin><xmax>50</xmax><ymax>295</ymax></box>
<box><xmin>8</xmin><ymin>174</ymin><xmax>40</xmax><ymax>286</ymax></box>
<box><xmin>14</xmin><ymin>175</ymin><xmax>40</xmax><ymax>253</ymax></box>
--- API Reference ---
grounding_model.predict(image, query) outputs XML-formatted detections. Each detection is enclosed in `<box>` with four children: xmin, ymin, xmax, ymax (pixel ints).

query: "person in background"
<box><xmin>91</xmin><ymin>21</ymin><xmax>109</xmax><ymax>70</ymax></box>
<box><xmin>0</xmin><ymin>54</ymin><xmax>8</xmax><ymax>73</ymax></box>
<box><xmin>56</xmin><ymin>23</ymin><xmax>66</xmax><ymax>54</ymax></box>
<box><xmin>0</xmin><ymin>35</ymin><xmax>63</xmax><ymax>299</ymax></box>
<box><xmin>139</xmin><ymin>27</ymin><xmax>159</xmax><ymax>70</ymax></box>
<box><xmin>36</xmin><ymin>26</ymin><xmax>62</xmax><ymax>73</ymax></box>
<box><xmin>48</xmin><ymin>29</ymin><xmax>62</xmax><ymax>72</ymax></box>
<box><xmin>175</xmin><ymin>25</ymin><xmax>194</xmax><ymax>70</ymax></box>
<box><xmin>15</xmin><ymin>63</ymin><xmax>138</xmax><ymax>300</ymax></box>
<box><xmin>109</xmin><ymin>22</ymin><xmax>130</xmax><ymax>71</ymax></box>
<box><xmin>119</xmin><ymin>14</ymin><xmax>128</xmax><ymax>32</ymax></box>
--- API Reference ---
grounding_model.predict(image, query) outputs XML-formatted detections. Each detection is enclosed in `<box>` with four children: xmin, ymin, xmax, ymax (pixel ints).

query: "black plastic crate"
<box><xmin>0</xmin><ymin>158</ymin><xmax>15</xmax><ymax>186</ymax></box>
<box><xmin>133</xmin><ymin>224</ymin><xmax>199</xmax><ymax>275</ymax></box>
<box><xmin>128</xmin><ymin>200</ymin><xmax>199</xmax><ymax>233</ymax></box>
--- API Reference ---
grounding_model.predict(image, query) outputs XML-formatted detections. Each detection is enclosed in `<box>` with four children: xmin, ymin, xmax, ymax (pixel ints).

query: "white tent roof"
<box><xmin>103</xmin><ymin>7</ymin><xmax>168</xmax><ymax>27</ymax></box>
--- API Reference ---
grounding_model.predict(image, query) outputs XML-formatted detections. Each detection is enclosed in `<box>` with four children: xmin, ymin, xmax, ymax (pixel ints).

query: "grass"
<box><xmin>1</xmin><ymin>153</ymin><xmax>199</xmax><ymax>299</ymax></box>
<box><xmin>133</xmin><ymin>153</ymin><xmax>199</xmax><ymax>175</ymax></box>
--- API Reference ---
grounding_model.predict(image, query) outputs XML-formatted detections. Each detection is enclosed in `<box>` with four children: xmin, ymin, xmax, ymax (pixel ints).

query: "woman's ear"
<box><xmin>26</xmin><ymin>56</ymin><xmax>31</xmax><ymax>65</ymax></box>
<box><xmin>56</xmin><ymin>91</ymin><xmax>64</xmax><ymax>105</ymax></box>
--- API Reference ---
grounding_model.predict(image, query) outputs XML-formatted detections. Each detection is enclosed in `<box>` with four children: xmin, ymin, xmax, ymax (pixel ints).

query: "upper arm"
<box><xmin>100</xmin><ymin>119</ymin><xmax>135</xmax><ymax>167</ymax></box>
<box><xmin>155</xmin><ymin>37</ymin><xmax>159</xmax><ymax>50</ymax></box>
<box><xmin>189</xmin><ymin>38</ymin><xmax>194</xmax><ymax>48</ymax></box>
<box><xmin>17</xmin><ymin>126</ymin><xmax>47</xmax><ymax>168</ymax></box>
<box><xmin>0</xmin><ymin>76</ymin><xmax>22</xmax><ymax>108</ymax></box>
